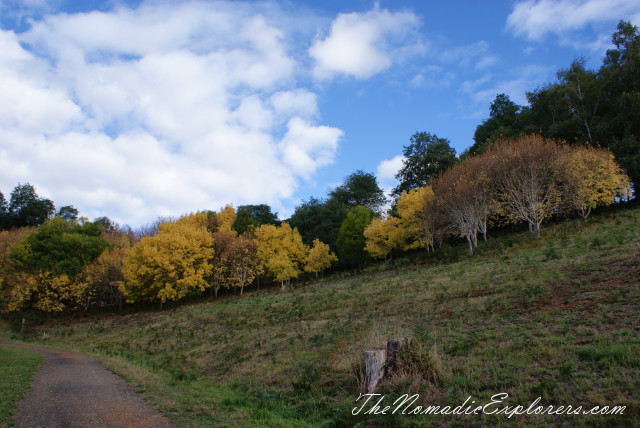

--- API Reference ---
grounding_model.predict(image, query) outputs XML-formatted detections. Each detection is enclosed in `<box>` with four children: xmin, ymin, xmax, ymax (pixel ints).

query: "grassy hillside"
<box><xmin>9</xmin><ymin>205</ymin><xmax>640</xmax><ymax>427</ymax></box>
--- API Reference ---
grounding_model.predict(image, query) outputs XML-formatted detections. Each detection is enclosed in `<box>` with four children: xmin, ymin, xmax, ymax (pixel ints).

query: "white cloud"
<box><xmin>376</xmin><ymin>154</ymin><xmax>404</xmax><ymax>201</ymax></box>
<box><xmin>0</xmin><ymin>2</ymin><xmax>342</xmax><ymax>226</ymax></box>
<box><xmin>280</xmin><ymin>118</ymin><xmax>343</xmax><ymax>180</ymax></box>
<box><xmin>440</xmin><ymin>41</ymin><xmax>498</xmax><ymax>70</ymax></box>
<box><xmin>461</xmin><ymin>65</ymin><xmax>552</xmax><ymax>107</ymax></box>
<box><xmin>309</xmin><ymin>7</ymin><xmax>423</xmax><ymax>80</ymax></box>
<box><xmin>377</xmin><ymin>155</ymin><xmax>404</xmax><ymax>183</ymax></box>
<box><xmin>507</xmin><ymin>0</ymin><xmax>640</xmax><ymax>42</ymax></box>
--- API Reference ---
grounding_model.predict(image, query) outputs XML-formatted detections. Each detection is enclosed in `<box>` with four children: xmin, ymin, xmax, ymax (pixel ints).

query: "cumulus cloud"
<box><xmin>309</xmin><ymin>7</ymin><xmax>423</xmax><ymax>80</ymax></box>
<box><xmin>0</xmin><ymin>2</ymin><xmax>343</xmax><ymax>226</ymax></box>
<box><xmin>507</xmin><ymin>0</ymin><xmax>640</xmax><ymax>42</ymax></box>
<box><xmin>376</xmin><ymin>154</ymin><xmax>404</xmax><ymax>200</ymax></box>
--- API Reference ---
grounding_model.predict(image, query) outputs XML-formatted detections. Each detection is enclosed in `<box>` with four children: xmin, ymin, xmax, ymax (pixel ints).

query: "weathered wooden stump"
<box><xmin>364</xmin><ymin>349</ymin><xmax>386</xmax><ymax>393</ymax></box>
<box><xmin>364</xmin><ymin>338</ymin><xmax>411</xmax><ymax>392</ymax></box>
<box><xmin>385</xmin><ymin>337</ymin><xmax>412</xmax><ymax>376</ymax></box>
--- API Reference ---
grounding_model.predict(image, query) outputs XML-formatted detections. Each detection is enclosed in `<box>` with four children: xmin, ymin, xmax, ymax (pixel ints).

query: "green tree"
<box><xmin>393</xmin><ymin>132</ymin><xmax>457</xmax><ymax>196</ymax></box>
<box><xmin>7</xmin><ymin>216</ymin><xmax>108</xmax><ymax>311</ymax></box>
<box><xmin>600</xmin><ymin>20</ymin><xmax>640</xmax><ymax>189</ymax></box>
<box><xmin>336</xmin><ymin>206</ymin><xmax>374</xmax><ymax>268</ymax></box>
<box><xmin>470</xmin><ymin>94</ymin><xmax>524</xmax><ymax>156</ymax></box>
<box><xmin>58</xmin><ymin>205</ymin><xmax>79</xmax><ymax>222</ymax></box>
<box><xmin>330</xmin><ymin>171</ymin><xmax>386</xmax><ymax>214</ymax></box>
<box><xmin>288</xmin><ymin>197</ymin><xmax>348</xmax><ymax>251</ymax></box>
<box><xmin>0</xmin><ymin>191</ymin><xmax>8</xmax><ymax>231</ymax></box>
<box><xmin>232</xmin><ymin>204</ymin><xmax>279</xmax><ymax>235</ymax></box>
<box><xmin>9</xmin><ymin>216</ymin><xmax>107</xmax><ymax>280</ymax></box>
<box><xmin>8</xmin><ymin>183</ymin><xmax>55</xmax><ymax>228</ymax></box>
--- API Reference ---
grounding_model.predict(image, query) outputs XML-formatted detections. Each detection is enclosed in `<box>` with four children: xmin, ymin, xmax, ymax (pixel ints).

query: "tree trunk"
<box><xmin>240</xmin><ymin>284</ymin><xmax>244</xmax><ymax>295</ymax></box>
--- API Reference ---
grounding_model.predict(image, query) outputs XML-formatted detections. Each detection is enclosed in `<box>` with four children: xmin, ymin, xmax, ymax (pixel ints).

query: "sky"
<box><xmin>1</xmin><ymin>0</ymin><xmax>639</xmax><ymax>227</ymax></box>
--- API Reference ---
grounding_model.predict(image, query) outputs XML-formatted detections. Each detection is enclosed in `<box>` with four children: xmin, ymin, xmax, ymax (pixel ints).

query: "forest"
<box><xmin>0</xmin><ymin>20</ymin><xmax>637</xmax><ymax>316</ymax></box>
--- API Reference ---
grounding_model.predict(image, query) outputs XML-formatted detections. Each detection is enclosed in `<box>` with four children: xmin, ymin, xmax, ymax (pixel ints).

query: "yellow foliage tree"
<box><xmin>364</xmin><ymin>186</ymin><xmax>435</xmax><ymax>260</ymax></box>
<box><xmin>216</xmin><ymin>205</ymin><xmax>236</xmax><ymax>232</ymax></box>
<box><xmin>209</xmin><ymin>228</ymin><xmax>235</xmax><ymax>298</ymax></box>
<box><xmin>364</xmin><ymin>216</ymin><xmax>402</xmax><ymax>261</ymax></box>
<box><xmin>0</xmin><ymin>228</ymin><xmax>35</xmax><ymax>311</ymax></box>
<box><xmin>255</xmin><ymin>222</ymin><xmax>308</xmax><ymax>290</ymax></box>
<box><xmin>558</xmin><ymin>146</ymin><xmax>630</xmax><ymax>219</ymax></box>
<box><xmin>227</xmin><ymin>235</ymin><xmax>262</xmax><ymax>295</ymax></box>
<box><xmin>304</xmin><ymin>239</ymin><xmax>338</xmax><ymax>279</ymax></box>
<box><xmin>121</xmin><ymin>212</ymin><xmax>213</xmax><ymax>304</ymax></box>
<box><xmin>396</xmin><ymin>186</ymin><xmax>435</xmax><ymax>250</ymax></box>
<box><xmin>74</xmin><ymin>232</ymin><xmax>131</xmax><ymax>311</ymax></box>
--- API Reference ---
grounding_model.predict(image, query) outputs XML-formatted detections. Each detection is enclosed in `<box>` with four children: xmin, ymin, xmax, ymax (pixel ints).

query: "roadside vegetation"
<box><xmin>0</xmin><ymin>345</ymin><xmax>44</xmax><ymax>427</ymax></box>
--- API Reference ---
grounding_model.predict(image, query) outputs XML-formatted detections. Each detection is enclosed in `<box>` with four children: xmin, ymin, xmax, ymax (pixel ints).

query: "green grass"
<box><xmin>0</xmin><ymin>346</ymin><xmax>44</xmax><ymax>427</ymax></box>
<box><xmin>9</xmin><ymin>204</ymin><xmax>640</xmax><ymax>427</ymax></box>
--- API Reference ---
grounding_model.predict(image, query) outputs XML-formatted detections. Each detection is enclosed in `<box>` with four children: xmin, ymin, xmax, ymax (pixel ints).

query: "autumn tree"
<box><xmin>304</xmin><ymin>239</ymin><xmax>337</xmax><ymax>279</ymax></box>
<box><xmin>227</xmin><ymin>235</ymin><xmax>262</xmax><ymax>294</ymax></box>
<box><xmin>557</xmin><ymin>146</ymin><xmax>630</xmax><ymax>219</ymax></box>
<box><xmin>121</xmin><ymin>213</ymin><xmax>213</xmax><ymax>304</ymax></box>
<box><xmin>365</xmin><ymin>186</ymin><xmax>436</xmax><ymax>260</ymax></box>
<box><xmin>434</xmin><ymin>165</ymin><xmax>486</xmax><ymax>254</ymax></box>
<box><xmin>490</xmin><ymin>135</ymin><xmax>562</xmax><ymax>237</ymax></box>
<box><xmin>74</xmin><ymin>231</ymin><xmax>131</xmax><ymax>311</ymax></box>
<box><xmin>364</xmin><ymin>216</ymin><xmax>402</xmax><ymax>261</ymax></box>
<box><xmin>254</xmin><ymin>222</ymin><xmax>308</xmax><ymax>290</ymax></box>
<box><xmin>396</xmin><ymin>186</ymin><xmax>436</xmax><ymax>250</ymax></box>
<box><xmin>0</xmin><ymin>227</ymin><xmax>35</xmax><ymax>311</ymax></box>
<box><xmin>209</xmin><ymin>227</ymin><xmax>236</xmax><ymax>298</ymax></box>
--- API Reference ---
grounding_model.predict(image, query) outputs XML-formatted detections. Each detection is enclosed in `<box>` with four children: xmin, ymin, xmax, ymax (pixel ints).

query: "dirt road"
<box><xmin>5</xmin><ymin>344</ymin><xmax>172</xmax><ymax>428</ymax></box>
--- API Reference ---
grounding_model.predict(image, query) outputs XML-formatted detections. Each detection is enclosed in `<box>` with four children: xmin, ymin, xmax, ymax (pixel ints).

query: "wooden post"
<box><xmin>364</xmin><ymin>349</ymin><xmax>386</xmax><ymax>393</ymax></box>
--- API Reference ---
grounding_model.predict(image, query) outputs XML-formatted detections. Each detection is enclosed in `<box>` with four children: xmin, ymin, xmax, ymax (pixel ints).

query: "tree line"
<box><xmin>365</xmin><ymin>135</ymin><xmax>629</xmax><ymax>259</ymax></box>
<box><xmin>466</xmin><ymin>20</ymin><xmax>640</xmax><ymax>193</ymax></box>
<box><xmin>0</xmin><ymin>21</ymin><xmax>636</xmax><ymax>314</ymax></box>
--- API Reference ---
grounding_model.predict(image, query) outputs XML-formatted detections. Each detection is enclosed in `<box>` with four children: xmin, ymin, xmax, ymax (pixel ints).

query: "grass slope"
<box><xmin>11</xmin><ymin>205</ymin><xmax>640</xmax><ymax>427</ymax></box>
<box><xmin>0</xmin><ymin>346</ymin><xmax>44</xmax><ymax>427</ymax></box>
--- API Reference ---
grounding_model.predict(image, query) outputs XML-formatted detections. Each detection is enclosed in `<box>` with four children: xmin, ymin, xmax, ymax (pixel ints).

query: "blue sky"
<box><xmin>0</xmin><ymin>0</ymin><xmax>638</xmax><ymax>226</ymax></box>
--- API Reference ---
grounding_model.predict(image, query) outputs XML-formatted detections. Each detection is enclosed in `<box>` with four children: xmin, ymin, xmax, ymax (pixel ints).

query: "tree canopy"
<box><xmin>393</xmin><ymin>132</ymin><xmax>457</xmax><ymax>197</ymax></box>
<box><xmin>329</xmin><ymin>170</ymin><xmax>386</xmax><ymax>214</ymax></box>
<box><xmin>1</xmin><ymin>183</ymin><xmax>55</xmax><ymax>230</ymax></box>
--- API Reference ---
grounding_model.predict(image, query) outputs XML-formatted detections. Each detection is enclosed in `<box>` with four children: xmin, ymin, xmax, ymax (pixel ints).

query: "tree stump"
<box><xmin>385</xmin><ymin>337</ymin><xmax>412</xmax><ymax>376</ymax></box>
<box><xmin>364</xmin><ymin>349</ymin><xmax>386</xmax><ymax>393</ymax></box>
<box><xmin>364</xmin><ymin>338</ymin><xmax>412</xmax><ymax>392</ymax></box>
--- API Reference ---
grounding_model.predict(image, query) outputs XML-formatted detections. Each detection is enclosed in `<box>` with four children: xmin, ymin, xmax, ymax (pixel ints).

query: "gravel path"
<box><xmin>5</xmin><ymin>344</ymin><xmax>172</xmax><ymax>428</ymax></box>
